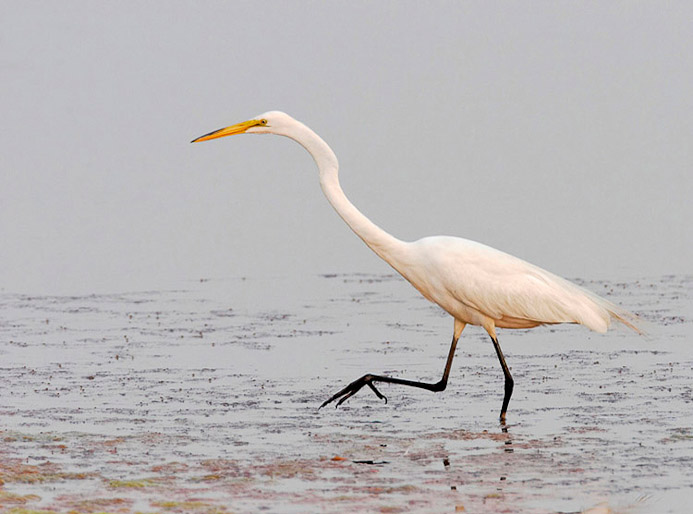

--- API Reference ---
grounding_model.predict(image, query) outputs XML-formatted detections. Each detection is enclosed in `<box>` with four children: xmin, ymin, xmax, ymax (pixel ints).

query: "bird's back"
<box><xmin>394</xmin><ymin>236</ymin><xmax>640</xmax><ymax>333</ymax></box>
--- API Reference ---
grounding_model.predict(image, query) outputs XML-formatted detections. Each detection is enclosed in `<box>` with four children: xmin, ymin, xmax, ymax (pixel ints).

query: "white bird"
<box><xmin>192</xmin><ymin>111</ymin><xmax>641</xmax><ymax>421</ymax></box>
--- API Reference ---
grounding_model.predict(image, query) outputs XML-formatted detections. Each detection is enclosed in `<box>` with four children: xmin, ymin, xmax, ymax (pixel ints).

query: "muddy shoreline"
<box><xmin>0</xmin><ymin>274</ymin><xmax>690</xmax><ymax>513</ymax></box>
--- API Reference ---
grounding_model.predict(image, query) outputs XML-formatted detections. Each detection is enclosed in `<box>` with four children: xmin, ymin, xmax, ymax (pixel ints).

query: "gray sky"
<box><xmin>1</xmin><ymin>2</ymin><xmax>691</xmax><ymax>294</ymax></box>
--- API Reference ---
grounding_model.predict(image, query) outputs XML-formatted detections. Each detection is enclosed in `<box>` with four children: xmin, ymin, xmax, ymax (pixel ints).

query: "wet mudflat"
<box><xmin>0</xmin><ymin>273</ymin><xmax>690</xmax><ymax>513</ymax></box>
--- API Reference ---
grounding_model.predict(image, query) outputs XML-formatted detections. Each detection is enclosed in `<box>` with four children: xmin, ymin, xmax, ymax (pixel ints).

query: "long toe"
<box><xmin>319</xmin><ymin>381</ymin><xmax>361</xmax><ymax>409</ymax></box>
<box><xmin>319</xmin><ymin>374</ymin><xmax>387</xmax><ymax>409</ymax></box>
<box><xmin>366</xmin><ymin>381</ymin><xmax>387</xmax><ymax>403</ymax></box>
<box><xmin>319</xmin><ymin>392</ymin><xmax>343</xmax><ymax>409</ymax></box>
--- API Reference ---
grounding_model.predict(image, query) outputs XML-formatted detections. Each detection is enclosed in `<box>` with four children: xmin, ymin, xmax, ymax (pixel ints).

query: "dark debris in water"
<box><xmin>0</xmin><ymin>274</ymin><xmax>690</xmax><ymax>513</ymax></box>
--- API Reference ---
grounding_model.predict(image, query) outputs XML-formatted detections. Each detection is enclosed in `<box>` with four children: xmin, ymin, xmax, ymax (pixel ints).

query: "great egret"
<box><xmin>192</xmin><ymin>111</ymin><xmax>640</xmax><ymax>421</ymax></box>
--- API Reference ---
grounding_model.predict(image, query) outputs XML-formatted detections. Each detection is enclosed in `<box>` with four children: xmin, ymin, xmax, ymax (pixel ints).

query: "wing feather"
<box><xmin>412</xmin><ymin>237</ymin><xmax>640</xmax><ymax>333</ymax></box>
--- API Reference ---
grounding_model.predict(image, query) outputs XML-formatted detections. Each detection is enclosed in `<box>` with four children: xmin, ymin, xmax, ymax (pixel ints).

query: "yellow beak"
<box><xmin>191</xmin><ymin>119</ymin><xmax>262</xmax><ymax>143</ymax></box>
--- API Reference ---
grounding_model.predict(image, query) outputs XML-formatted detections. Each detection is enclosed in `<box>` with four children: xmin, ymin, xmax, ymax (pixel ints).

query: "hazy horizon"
<box><xmin>1</xmin><ymin>2</ymin><xmax>691</xmax><ymax>295</ymax></box>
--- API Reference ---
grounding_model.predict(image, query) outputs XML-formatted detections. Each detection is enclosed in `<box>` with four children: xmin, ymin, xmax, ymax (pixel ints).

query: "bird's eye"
<box><xmin>260</xmin><ymin>119</ymin><xmax>268</xmax><ymax>125</ymax></box>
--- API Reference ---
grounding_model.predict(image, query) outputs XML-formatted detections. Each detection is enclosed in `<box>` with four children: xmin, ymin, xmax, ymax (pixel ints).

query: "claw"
<box><xmin>319</xmin><ymin>374</ymin><xmax>387</xmax><ymax>409</ymax></box>
<box><xmin>318</xmin><ymin>394</ymin><xmax>338</xmax><ymax>409</ymax></box>
<box><xmin>366</xmin><ymin>381</ymin><xmax>387</xmax><ymax>404</ymax></box>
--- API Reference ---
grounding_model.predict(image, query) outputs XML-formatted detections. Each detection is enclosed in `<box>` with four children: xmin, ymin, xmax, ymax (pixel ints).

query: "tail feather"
<box><xmin>548</xmin><ymin>272</ymin><xmax>645</xmax><ymax>335</ymax></box>
<box><xmin>582</xmin><ymin>286</ymin><xmax>645</xmax><ymax>335</ymax></box>
<box><xmin>606</xmin><ymin>305</ymin><xmax>645</xmax><ymax>335</ymax></box>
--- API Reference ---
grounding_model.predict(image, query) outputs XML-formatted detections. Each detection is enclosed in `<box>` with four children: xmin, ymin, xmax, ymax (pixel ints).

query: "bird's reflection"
<box><xmin>499</xmin><ymin>422</ymin><xmax>513</xmax><ymax>484</ymax></box>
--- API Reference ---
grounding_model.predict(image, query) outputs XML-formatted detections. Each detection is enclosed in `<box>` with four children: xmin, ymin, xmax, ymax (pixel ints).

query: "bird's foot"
<box><xmin>319</xmin><ymin>374</ymin><xmax>388</xmax><ymax>409</ymax></box>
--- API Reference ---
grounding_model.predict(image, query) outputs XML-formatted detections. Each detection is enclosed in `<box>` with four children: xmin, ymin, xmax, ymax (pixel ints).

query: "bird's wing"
<box><xmin>420</xmin><ymin>237</ymin><xmax>614</xmax><ymax>332</ymax></box>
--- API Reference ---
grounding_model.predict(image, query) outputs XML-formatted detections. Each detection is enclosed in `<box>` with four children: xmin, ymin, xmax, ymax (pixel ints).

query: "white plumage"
<box><xmin>398</xmin><ymin>236</ymin><xmax>637</xmax><ymax>333</ymax></box>
<box><xmin>192</xmin><ymin>111</ymin><xmax>641</xmax><ymax>420</ymax></box>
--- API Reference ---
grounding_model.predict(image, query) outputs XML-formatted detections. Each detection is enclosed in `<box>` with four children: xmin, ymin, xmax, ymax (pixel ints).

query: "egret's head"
<box><xmin>191</xmin><ymin>111</ymin><xmax>294</xmax><ymax>143</ymax></box>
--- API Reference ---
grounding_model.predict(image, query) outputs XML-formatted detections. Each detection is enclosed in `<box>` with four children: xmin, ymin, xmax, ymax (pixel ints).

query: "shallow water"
<box><xmin>0</xmin><ymin>273</ymin><xmax>690</xmax><ymax>513</ymax></box>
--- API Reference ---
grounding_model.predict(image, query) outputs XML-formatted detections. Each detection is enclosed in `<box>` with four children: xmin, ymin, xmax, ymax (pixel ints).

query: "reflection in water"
<box><xmin>498</xmin><ymin>423</ymin><xmax>513</xmax><ymax>490</ymax></box>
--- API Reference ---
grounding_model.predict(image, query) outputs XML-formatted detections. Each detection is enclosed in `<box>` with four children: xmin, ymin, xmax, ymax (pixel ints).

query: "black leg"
<box><xmin>319</xmin><ymin>334</ymin><xmax>459</xmax><ymax>409</ymax></box>
<box><xmin>490</xmin><ymin>335</ymin><xmax>514</xmax><ymax>422</ymax></box>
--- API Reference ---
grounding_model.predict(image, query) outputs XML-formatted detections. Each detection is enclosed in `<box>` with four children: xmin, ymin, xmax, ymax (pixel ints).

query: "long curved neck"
<box><xmin>284</xmin><ymin>121</ymin><xmax>405</xmax><ymax>265</ymax></box>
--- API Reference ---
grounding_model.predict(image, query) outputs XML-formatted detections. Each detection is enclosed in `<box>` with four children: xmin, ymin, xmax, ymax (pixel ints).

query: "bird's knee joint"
<box><xmin>433</xmin><ymin>380</ymin><xmax>447</xmax><ymax>392</ymax></box>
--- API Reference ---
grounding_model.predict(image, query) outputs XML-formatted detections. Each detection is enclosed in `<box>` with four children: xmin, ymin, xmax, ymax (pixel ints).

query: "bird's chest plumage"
<box><xmin>395</xmin><ymin>256</ymin><xmax>491</xmax><ymax>328</ymax></box>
